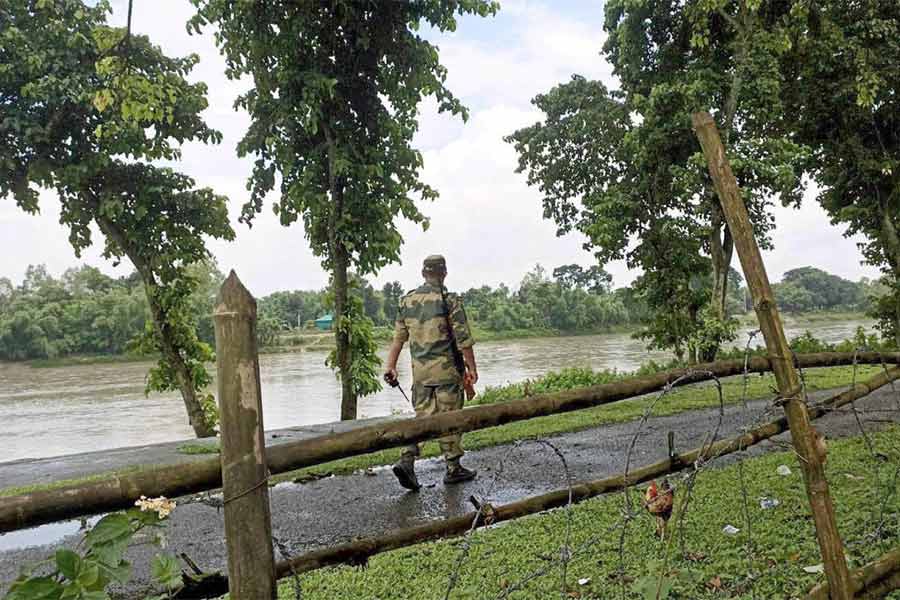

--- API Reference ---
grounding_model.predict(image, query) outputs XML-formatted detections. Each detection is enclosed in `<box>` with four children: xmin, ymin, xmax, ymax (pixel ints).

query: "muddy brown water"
<box><xmin>0</xmin><ymin>319</ymin><xmax>873</xmax><ymax>462</ymax></box>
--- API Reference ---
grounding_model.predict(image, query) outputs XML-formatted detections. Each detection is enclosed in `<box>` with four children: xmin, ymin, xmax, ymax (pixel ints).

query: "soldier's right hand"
<box><xmin>383</xmin><ymin>368</ymin><xmax>399</xmax><ymax>387</ymax></box>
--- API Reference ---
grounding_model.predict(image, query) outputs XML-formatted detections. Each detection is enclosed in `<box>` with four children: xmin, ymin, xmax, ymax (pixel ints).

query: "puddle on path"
<box><xmin>0</xmin><ymin>515</ymin><xmax>101</xmax><ymax>553</ymax></box>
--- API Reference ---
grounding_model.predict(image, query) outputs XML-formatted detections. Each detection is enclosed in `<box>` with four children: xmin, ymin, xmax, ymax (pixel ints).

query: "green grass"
<box><xmin>26</xmin><ymin>353</ymin><xmax>157</xmax><ymax>368</ymax></box>
<box><xmin>177</xmin><ymin>442</ymin><xmax>220</xmax><ymax>455</ymax></box>
<box><xmin>280</xmin><ymin>427</ymin><xmax>900</xmax><ymax>599</ymax></box>
<box><xmin>270</xmin><ymin>365</ymin><xmax>880</xmax><ymax>485</ymax></box>
<box><xmin>736</xmin><ymin>310</ymin><xmax>870</xmax><ymax>327</ymax></box>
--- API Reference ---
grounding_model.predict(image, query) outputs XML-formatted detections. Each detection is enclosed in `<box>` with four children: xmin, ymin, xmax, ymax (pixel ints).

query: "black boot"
<box><xmin>392</xmin><ymin>456</ymin><xmax>420</xmax><ymax>491</ymax></box>
<box><xmin>444</xmin><ymin>459</ymin><xmax>477</xmax><ymax>484</ymax></box>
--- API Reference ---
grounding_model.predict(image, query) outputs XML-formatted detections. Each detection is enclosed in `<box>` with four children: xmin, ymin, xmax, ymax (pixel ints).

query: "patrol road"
<box><xmin>0</xmin><ymin>319</ymin><xmax>873</xmax><ymax>462</ymax></box>
<box><xmin>1</xmin><ymin>384</ymin><xmax>897</xmax><ymax>598</ymax></box>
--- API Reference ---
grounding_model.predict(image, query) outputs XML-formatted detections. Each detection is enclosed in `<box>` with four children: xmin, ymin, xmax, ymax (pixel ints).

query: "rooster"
<box><xmin>644</xmin><ymin>479</ymin><xmax>674</xmax><ymax>539</ymax></box>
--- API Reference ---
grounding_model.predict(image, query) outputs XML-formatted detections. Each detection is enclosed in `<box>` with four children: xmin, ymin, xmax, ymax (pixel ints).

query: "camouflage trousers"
<box><xmin>401</xmin><ymin>381</ymin><xmax>465</xmax><ymax>462</ymax></box>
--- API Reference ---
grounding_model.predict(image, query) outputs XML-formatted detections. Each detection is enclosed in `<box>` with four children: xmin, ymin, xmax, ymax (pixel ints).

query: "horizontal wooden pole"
<box><xmin>1</xmin><ymin>352</ymin><xmax>897</xmax><ymax>533</ymax></box>
<box><xmin>807</xmin><ymin>547</ymin><xmax>900</xmax><ymax>600</ymax></box>
<box><xmin>177</xmin><ymin>367</ymin><xmax>900</xmax><ymax>599</ymax></box>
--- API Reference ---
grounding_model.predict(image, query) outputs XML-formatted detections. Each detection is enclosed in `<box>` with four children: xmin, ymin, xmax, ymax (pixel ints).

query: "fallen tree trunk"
<box><xmin>807</xmin><ymin>547</ymin><xmax>900</xmax><ymax>599</ymax></box>
<box><xmin>1</xmin><ymin>352</ymin><xmax>896</xmax><ymax>533</ymax></box>
<box><xmin>177</xmin><ymin>366</ymin><xmax>900</xmax><ymax>599</ymax></box>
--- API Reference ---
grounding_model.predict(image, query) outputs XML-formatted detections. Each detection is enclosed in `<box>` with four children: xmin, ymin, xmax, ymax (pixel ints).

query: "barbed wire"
<box><xmin>162</xmin><ymin>340</ymin><xmax>900</xmax><ymax>599</ymax></box>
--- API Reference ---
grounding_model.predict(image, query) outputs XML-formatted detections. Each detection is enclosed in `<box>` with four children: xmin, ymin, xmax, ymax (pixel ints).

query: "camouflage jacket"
<box><xmin>393</xmin><ymin>282</ymin><xmax>475</xmax><ymax>385</ymax></box>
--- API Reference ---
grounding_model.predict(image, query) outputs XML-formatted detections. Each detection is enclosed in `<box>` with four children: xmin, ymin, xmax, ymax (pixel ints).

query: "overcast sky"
<box><xmin>0</xmin><ymin>0</ymin><xmax>881</xmax><ymax>295</ymax></box>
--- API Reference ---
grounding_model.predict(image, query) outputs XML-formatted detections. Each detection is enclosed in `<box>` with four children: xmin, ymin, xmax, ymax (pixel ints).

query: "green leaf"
<box><xmin>6</xmin><ymin>577</ymin><xmax>62</xmax><ymax>600</ymax></box>
<box><xmin>98</xmin><ymin>559</ymin><xmax>132</xmax><ymax>585</ymax></box>
<box><xmin>151</xmin><ymin>554</ymin><xmax>183</xmax><ymax>590</ymax></box>
<box><xmin>54</xmin><ymin>549</ymin><xmax>81</xmax><ymax>580</ymax></box>
<box><xmin>76</xmin><ymin>562</ymin><xmax>101</xmax><ymax>589</ymax></box>
<box><xmin>84</xmin><ymin>513</ymin><xmax>131</xmax><ymax>548</ymax></box>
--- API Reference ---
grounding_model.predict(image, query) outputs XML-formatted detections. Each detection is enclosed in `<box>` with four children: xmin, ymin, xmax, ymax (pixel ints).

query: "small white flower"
<box><xmin>135</xmin><ymin>495</ymin><xmax>176</xmax><ymax>519</ymax></box>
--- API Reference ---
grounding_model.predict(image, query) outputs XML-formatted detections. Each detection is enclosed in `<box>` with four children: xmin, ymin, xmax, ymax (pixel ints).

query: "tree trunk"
<box><xmin>879</xmin><ymin>203</ymin><xmax>900</xmax><ymax>347</ymax></box>
<box><xmin>93</xmin><ymin>213</ymin><xmax>214</xmax><ymax>438</ymax></box>
<box><xmin>323</xmin><ymin>122</ymin><xmax>357</xmax><ymax>421</ymax></box>
<box><xmin>709</xmin><ymin>202</ymin><xmax>734</xmax><ymax>320</ymax></box>
<box><xmin>333</xmin><ymin>238</ymin><xmax>356</xmax><ymax>420</ymax></box>
<box><xmin>146</xmin><ymin>286</ymin><xmax>216</xmax><ymax>438</ymax></box>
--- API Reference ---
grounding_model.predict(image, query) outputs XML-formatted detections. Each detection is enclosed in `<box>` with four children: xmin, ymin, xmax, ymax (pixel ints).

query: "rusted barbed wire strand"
<box><xmin>492</xmin><ymin>440</ymin><xmax>575</xmax><ymax>600</ymax></box>
<box><xmin>615</xmin><ymin>370</ymin><xmax>725</xmax><ymax>599</ymax></box>
<box><xmin>446</xmin><ymin>438</ymin><xmax>575</xmax><ymax>600</ymax></box>
<box><xmin>273</xmin><ymin>533</ymin><xmax>303</xmax><ymax>600</ymax></box>
<box><xmin>444</xmin><ymin>438</ymin><xmax>525</xmax><ymax>599</ymax></box>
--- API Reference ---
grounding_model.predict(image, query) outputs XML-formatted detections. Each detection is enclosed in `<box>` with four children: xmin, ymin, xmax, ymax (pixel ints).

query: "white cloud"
<box><xmin>0</xmin><ymin>0</ymin><xmax>880</xmax><ymax>296</ymax></box>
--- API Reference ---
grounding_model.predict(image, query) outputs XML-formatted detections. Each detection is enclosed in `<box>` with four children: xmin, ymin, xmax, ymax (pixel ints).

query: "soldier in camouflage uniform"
<box><xmin>384</xmin><ymin>255</ymin><xmax>478</xmax><ymax>490</ymax></box>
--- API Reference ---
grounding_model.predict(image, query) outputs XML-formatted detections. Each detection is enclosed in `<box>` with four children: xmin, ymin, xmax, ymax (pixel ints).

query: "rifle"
<box><xmin>439</xmin><ymin>284</ymin><xmax>477</xmax><ymax>401</ymax></box>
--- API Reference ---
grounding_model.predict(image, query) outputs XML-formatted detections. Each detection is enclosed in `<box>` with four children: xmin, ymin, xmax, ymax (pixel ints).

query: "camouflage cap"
<box><xmin>422</xmin><ymin>254</ymin><xmax>447</xmax><ymax>273</ymax></box>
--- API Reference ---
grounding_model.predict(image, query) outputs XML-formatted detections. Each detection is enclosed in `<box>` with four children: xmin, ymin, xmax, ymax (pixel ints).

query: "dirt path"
<box><xmin>1</xmin><ymin>386</ymin><xmax>898</xmax><ymax>598</ymax></box>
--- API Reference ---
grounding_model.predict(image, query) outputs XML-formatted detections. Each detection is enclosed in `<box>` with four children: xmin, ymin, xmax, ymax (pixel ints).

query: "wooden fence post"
<box><xmin>692</xmin><ymin>111</ymin><xmax>853</xmax><ymax>599</ymax></box>
<box><xmin>214</xmin><ymin>271</ymin><xmax>276</xmax><ymax>599</ymax></box>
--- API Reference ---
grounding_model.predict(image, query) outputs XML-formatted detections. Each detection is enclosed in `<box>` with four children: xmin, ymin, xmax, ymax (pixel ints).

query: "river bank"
<box><xmin>0</xmin><ymin>319</ymin><xmax>877</xmax><ymax>462</ymax></box>
<box><xmin>15</xmin><ymin>310</ymin><xmax>872</xmax><ymax>369</ymax></box>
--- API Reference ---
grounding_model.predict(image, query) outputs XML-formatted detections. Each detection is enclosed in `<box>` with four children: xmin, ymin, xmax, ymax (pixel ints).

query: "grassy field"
<box><xmin>281</xmin><ymin>426</ymin><xmax>900</xmax><ymax>599</ymax></box>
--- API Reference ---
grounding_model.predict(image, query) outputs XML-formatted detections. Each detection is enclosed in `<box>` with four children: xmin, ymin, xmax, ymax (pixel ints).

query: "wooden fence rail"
<box><xmin>175</xmin><ymin>366</ymin><xmax>900</xmax><ymax>599</ymax></box>
<box><xmin>1</xmin><ymin>352</ymin><xmax>897</xmax><ymax>533</ymax></box>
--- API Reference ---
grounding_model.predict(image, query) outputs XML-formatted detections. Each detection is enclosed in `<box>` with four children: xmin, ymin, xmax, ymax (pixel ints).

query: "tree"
<box><xmin>552</xmin><ymin>264</ymin><xmax>612</xmax><ymax>294</ymax></box>
<box><xmin>191</xmin><ymin>0</ymin><xmax>499</xmax><ymax>419</ymax></box>
<box><xmin>507</xmin><ymin>0</ymin><xmax>807</xmax><ymax>360</ymax></box>
<box><xmin>382</xmin><ymin>281</ymin><xmax>404</xmax><ymax>325</ymax></box>
<box><xmin>0</xmin><ymin>1</ymin><xmax>233</xmax><ymax>436</ymax></box>
<box><xmin>785</xmin><ymin>0</ymin><xmax>900</xmax><ymax>346</ymax></box>
<box><xmin>781</xmin><ymin>267</ymin><xmax>863</xmax><ymax>310</ymax></box>
<box><xmin>352</xmin><ymin>274</ymin><xmax>385</xmax><ymax>326</ymax></box>
<box><xmin>773</xmin><ymin>281</ymin><xmax>815</xmax><ymax>313</ymax></box>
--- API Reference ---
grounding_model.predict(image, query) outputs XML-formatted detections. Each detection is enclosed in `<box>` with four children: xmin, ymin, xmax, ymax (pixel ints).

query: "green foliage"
<box><xmin>191</xmin><ymin>0</ymin><xmax>499</xmax><ymax>411</ymax></box>
<box><xmin>326</xmin><ymin>287</ymin><xmax>382</xmax><ymax>399</ymax></box>
<box><xmin>462</xmin><ymin>264</ymin><xmax>633</xmax><ymax>334</ymax></box>
<box><xmin>686</xmin><ymin>308</ymin><xmax>738</xmax><ymax>363</ymax></box>
<box><xmin>381</xmin><ymin>282</ymin><xmax>405</xmax><ymax>325</ymax></box>
<box><xmin>0</xmin><ymin>265</ymin><xmax>143</xmax><ymax>360</ymax></box>
<box><xmin>472</xmin><ymin>367</ymin><xmax>622</xmax><ymax>407</ymax></box>
<box><xmin>870</xmin><ymin>283</ymin><xmax>900</xmax><ymax>349</ymax></box>
<box><xmin>5</xmin><ymin>507</ymin><xmax>179</xmax><ymax>600</ymax></box>
<box><xmin>508</xmin><ymin>0</ymin><xmax>810</xmax><ymax>359</ymax></box>
<box><xmin>258</xmin><ymin>289</ymin><xmax>328</xmax><ymax>331</ymax></box>
<box><xmin>784</xmin><ymin>0</ymin><xmax>900</xmax><ymax>345</ymax></box>
<box><xmin>0</xmin><ymin>263</ymin><xmax>224</xmax><ymax>363</ymax></box>
<box><xmin>1</xmin><ymin>0</ymin><xmax>233</xmax><ymax>435</ymax></box>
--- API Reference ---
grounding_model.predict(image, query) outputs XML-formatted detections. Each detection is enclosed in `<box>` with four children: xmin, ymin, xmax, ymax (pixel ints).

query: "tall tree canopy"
<box><xmin>1</xmin><ymin>0</ymin><xmax>233</xmax><ymax>436</ymax></box>
<box><xmin>191</xmin><ymin>0</ymin><xmax>499</xmax><ymax>419</ymax></box>
<box><xmin>785</xmin><ymin>0</ymin><xmax>900</xmax><ymax>345</ymax></box>
<box><xmin>507</xmin><ymin>0</ymin><xmax>807</xmax><ymax>361</ymax></box>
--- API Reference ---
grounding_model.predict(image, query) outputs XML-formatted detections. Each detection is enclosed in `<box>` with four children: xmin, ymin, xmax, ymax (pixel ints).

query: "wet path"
<box><xmin>1</xmin><ymin>386</ymin><xmax>897</xmax><ymax>598</ymax></box>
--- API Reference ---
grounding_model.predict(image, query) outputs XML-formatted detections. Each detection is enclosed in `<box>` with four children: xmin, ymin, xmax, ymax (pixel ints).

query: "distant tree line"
<box><xmin>0</xmin><ymin>262</ymin><xmax>885</xmax><ymax>363</ymax></box>
<box><xmin>0</xmin><ymin>263</ymin><xmax>223</xmax><ymax>362</ymax></box>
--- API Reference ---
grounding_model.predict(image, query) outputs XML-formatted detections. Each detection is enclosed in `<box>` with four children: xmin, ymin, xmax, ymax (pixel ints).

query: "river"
<box><xmin>0</xmin><ymin>319</ymin><xmax>873</xmax><ymax>462</ymax></box>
